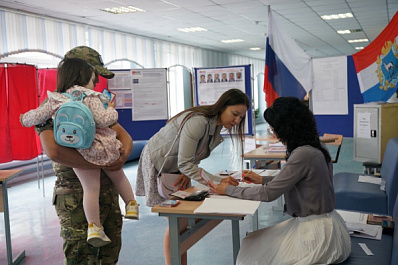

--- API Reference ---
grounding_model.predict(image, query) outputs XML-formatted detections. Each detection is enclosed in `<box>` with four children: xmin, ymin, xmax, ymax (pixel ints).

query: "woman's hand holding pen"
<box><xmin>242</xmin><ymin>170</ymin><xmax>262</xmax><ymax>184</ymax></box>
<box><xmin>221</xmin><ymin>176</ymin><xmax>239</xmax><ymax>186</ymax></box>
<box><xmin>208</xmin><ymin>177</ymin><xmax>238</xmax><ymax>195</ymax></box>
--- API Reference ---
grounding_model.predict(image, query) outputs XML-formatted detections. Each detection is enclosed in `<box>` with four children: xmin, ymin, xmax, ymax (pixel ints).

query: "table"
<box><xmin>152</xmin><ymin>187</ymin><xmax>245</xmax><ymax>265</ymax></box>
<box><xmin>0</xmin><ymin>169</ymin><xmax>25</xmax><ymax>265</ymax></box>
<box><xmin>243</xmin><ymin>146</ymin><xmax>286</xmax><ymax>169</ymax></box>
<box><xmin>255</xmin><ymin>135</ymin><xmax>338</xmax><ymax>143</ymax></box>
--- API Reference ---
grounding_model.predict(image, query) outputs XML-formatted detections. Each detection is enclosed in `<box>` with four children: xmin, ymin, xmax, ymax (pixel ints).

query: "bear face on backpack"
<box><xmin>53</xmin><ymin>90</ymin><xmax>96</xmax><ymax>149</ymax></box>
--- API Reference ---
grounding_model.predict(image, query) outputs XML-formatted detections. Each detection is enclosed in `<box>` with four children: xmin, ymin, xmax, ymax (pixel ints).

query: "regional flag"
<box><xmin>264</xmin><ymin>9</ymin><xmax>313</xmax><ymax>107</ymax></box>
<box><xmin>352</xmin><ymin>11</ymin><xmax>398</xmax><ymax>103</ymax></box>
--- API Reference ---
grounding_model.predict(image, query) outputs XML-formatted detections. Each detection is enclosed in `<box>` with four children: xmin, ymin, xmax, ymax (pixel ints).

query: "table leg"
<box><xmin>169</xmin><ymin>215</ymin><xmax>181</xmax><ymax>265</ymax></box>
<box><xmin>231</xmin><ymin>220</ymin><xmax>240</xmax><ymax>264</ymax></box>
<box><xmin>2</xmin><ymin>182</ymin><xmax>26</xmax><ymax>265</ymax></box>
<box><xmin>252</xmin><ymin>209</ymin><xmax>258</xmax><ymax>231</ymax></box>
<box><xmin>272</xmin><ymin>196</ymin><xmax>284</xmax><ymax>211</ymax></box>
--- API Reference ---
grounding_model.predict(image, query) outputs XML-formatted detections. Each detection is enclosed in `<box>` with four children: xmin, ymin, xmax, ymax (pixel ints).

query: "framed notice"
<box><xmin>194</xmin><ymin>65</ymin><xmax>253</xmax><ymax>135</ymax></box>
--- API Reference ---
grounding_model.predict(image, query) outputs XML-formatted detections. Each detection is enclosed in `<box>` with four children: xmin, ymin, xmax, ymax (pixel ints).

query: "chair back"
<box><xmin>390</xmin><ymin>195</ymin><xmax>398</xmax><ymax>265</ymax></box>
<box><xmin>380</xmin><ymin>137</ymin><xmax>398</xmax><ymax>215</ymax></box>
<box><xmin>323</xmin><ymin>133</ymin><xmax>343</xmax><ymax>163</ymax></box>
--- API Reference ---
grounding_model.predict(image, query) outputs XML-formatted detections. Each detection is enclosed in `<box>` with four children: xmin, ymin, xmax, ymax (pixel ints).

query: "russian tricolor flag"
<box><xmin>352</xmin><ymin>12</ymin><xmax>398</xmax><ymax>103</ymax></box>
<box><xmin>264</xmin><ymin>9</ymin><xmax>313</xmax><ymax>107</ymax></box>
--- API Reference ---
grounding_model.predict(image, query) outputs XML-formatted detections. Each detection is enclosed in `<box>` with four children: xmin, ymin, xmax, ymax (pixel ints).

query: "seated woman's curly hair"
<box><xmin>264</xmin><ymin>97</ymin><xmax>331</xmax><ymax>162</ymax></box>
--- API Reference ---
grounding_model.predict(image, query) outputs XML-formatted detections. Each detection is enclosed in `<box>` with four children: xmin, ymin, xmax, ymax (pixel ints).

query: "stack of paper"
<box><xmin>346</xmin><ymin>222</ymin><xmax>382</xmax><ymax>240</ymax></box>
<box><xmin>337</xmin><ymin>209</ymin><xmax>382</xmax><ymax>240</ymax></box>
<box><xmin>269</xmin><ymin>142</ymin><xmax>285</xmax><ymax>147</ymax></box>
<box><xmin>194</xmin><ymin>197</ymin><xmax>260</xmax><ymax>215</ymax></box>
<box><xmin>265</xmin><ymin>147</ymin><xmax>286</xmax><ymax>153</ymax></box>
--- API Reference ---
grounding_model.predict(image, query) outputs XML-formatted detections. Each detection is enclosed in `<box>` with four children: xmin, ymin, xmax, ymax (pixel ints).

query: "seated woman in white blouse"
<box><xmin>209</xmin><ymin>97</ymin><xmax>351</xmax><ymax>265</ymax></box>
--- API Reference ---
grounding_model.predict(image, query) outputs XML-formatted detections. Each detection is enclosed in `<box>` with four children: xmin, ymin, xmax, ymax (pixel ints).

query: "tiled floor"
<box><xmin>0</xmin><ymin>124</ymin><xmax>364</xmax><ymax>265</ymax></box>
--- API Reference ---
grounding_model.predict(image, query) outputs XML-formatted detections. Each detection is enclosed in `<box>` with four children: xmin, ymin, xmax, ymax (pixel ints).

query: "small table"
<box><xmin>0</xmin><ymin>169</ymin><xmax>25</xmax><ymax>265</ymax></box>
<box><xmin>152</xmin><ymin>187</ymin><xmax>245</xmax><ymax>265</ymax></box>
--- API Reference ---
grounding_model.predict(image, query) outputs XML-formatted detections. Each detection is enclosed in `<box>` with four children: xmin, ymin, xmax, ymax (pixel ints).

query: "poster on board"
<box><xmin>194</xmin><ymin>65</ymin><xmax>253</xmax><ymax>135</ymax></box>
<box><xmin>312</xmin><ymin>56</ymin><xmax>348</xmax><ymax>115</ymax></box>
<box><xmin>108</xmin><ymin>69</ymin><xmax>168</xmax><ymax>121</ymax></box>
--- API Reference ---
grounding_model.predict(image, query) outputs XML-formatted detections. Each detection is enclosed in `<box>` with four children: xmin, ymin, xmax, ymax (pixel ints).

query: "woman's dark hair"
<box><xmin>264</xmin><ymin>97</ymin><xmax>331</xmax><ymax>162</ymax></box>
<box><xmin>56</xmin><ymin>58</ymin><xmax>94</xmax><ymax>93</ymax></box>
<box><xmin>169</xmin><ymin>88</ymin><xmax>250</xmax><ymax>151</ymax></box>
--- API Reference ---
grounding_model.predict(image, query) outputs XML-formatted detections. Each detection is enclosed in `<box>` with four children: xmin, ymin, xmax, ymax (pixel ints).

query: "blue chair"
<box><xmin>334</xmin><ymin>137</ymin><xmax>398</xmax><ymax>216</ymax></box>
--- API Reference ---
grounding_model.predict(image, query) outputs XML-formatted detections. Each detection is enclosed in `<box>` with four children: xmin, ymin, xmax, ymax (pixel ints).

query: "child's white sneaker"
<box><xmin>87</xmin><ymin>222</ymin><xmax>111</xmax><ymax>247</ymax></box>
<box><xmin>125</xmin><ymin>200</ymin><xmax>139</xmax><ymax>220</ymax></box>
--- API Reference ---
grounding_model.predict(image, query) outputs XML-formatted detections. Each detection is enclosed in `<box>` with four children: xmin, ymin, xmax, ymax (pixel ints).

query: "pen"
<box><xmin>243</xmin><ymin>164</ymin><xmax>257</xmax><ymax>183</ymax></box>
<box><xmin>249</xmin><ymin>163</ymin><xmax>257</xmax><ymax>173</ymax></box>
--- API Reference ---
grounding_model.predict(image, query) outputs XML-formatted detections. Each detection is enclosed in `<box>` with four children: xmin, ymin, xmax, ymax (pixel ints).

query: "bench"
<box><xmin>340</xmin><ymin>196</ymin><xmax>398</xmax><ymax>265</ymax></box>
<box><xmin>127</xmin><ymin>140</ymin><xmax>147</xmax><ymax>162</ymax></box>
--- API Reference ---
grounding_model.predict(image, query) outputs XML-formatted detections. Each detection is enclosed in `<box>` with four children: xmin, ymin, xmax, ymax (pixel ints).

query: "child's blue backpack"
<box><xmin>53</xmin><ymin>90</ymin><xmax>96</xmax><ymax>149</ymax></box>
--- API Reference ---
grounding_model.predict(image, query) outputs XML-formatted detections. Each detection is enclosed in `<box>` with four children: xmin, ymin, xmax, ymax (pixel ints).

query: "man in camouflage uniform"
<box><xmin>36</xmin><ymin>46</ymin><xmax>133</xmax><ymax>264</ymax></box>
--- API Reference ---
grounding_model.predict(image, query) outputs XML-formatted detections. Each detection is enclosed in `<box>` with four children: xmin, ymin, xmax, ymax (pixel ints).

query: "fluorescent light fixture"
<box><xmin>101</xmin><ymin>6</ymin><xmax>145</xmax><ymax>14</ymax></box>
<box><xmin>337</xmin><ymin>29</ymin><xmax>362</xmax><ymax>34</ymax></box>
<box><xmin>177</xmin><ymin>27</ymin><xmax>207</xmax><ymax>33</ymax></box>
<box><xmin>250</xmin><ymin>47</ymin><xmax>261</xmax><ymax>50</ymax></box>
<box><xmin>321</xmin><ymin>13</ymin><xmax>353</xmax><ymax>20</ymax></box>
<box><xmin>221</xmin><ymin>39</ymin><xmax>244</xmax><ymax>43</ymax></box>
<box><xmin>348</xmin><ymin>39</ymin><xmax>369</xmax><ymax>43</ymax></box>
<box><xmin>355</xmin><ymin>47</ymin><xmax>364</xmax><ymax>50</ymax></box>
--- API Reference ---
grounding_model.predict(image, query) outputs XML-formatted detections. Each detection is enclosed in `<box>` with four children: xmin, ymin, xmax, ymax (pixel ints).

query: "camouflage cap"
<box><xmin>64</xmin><ymin>46</ymin><xmax>115</xmax><ymax>79</ymax></box>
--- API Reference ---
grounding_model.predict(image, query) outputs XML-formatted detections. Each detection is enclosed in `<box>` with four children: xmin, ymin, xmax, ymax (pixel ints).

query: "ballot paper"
<box><xmin>194</xmin><ymin>197</ymin><xmax>260</xmax><ymax>215</ymax></box>
<box><xmin>346</xmin><ymin>222</ymin><xmax>382</xmax><ymax>240</ymax></box>
<box><xmin>358</xmin><ymin>175</ymin><xmax>382</xmax><ymax>185</ymax></box>
<box><xmin>229</xmin><ymin>169</ymin><xmax>279</xmax><ymax>183</ymax></box>
<box><xmin>337</xmin><ymin>210</ymin><xmax>368</xmax><ymax>224</ymax></box>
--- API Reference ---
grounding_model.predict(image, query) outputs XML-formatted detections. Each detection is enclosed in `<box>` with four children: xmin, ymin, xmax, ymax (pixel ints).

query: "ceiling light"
<box><xmin>321</xmin><ymin>13</ymin><xmax>353</xmax><ymax>20</ymax></box>
<box><xmin>221</xmin><ymin>39</ymin><xmax>244</xmax><ymax>43</ymax></box>
<box><xmin>337</xmin><ymin>29</ymin><xmax>362</xmax><ymax>34</ymax></box>
<box><xmin>348</xmin><ymin>39</ymin><xmax>369</xmax><ymax>43</ymax></box>
<box><xmin>250</xmin><ymin>47</ymin><xmax>261</xmax><ymax>50</ymax></box>
<box><xmin>101</xmin><ymin>6</ymin><xmax>145</xmax><ymax>14</ymax></box>
<box><xmin>177</xmin><ymin>27</ymin><xmax>207</xmax><ymax>33</ymax></box>
<box><xmin>355</xmin><ymin>47</ymin><xmax>364</xmax><ymax>50</ymax></box>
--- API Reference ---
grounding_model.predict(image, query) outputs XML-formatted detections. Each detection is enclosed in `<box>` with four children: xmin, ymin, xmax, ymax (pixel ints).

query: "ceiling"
<box><xmin>0</xmin><ymin>0</ymin><xmax>397</xmax><ymax>60</ymax></box>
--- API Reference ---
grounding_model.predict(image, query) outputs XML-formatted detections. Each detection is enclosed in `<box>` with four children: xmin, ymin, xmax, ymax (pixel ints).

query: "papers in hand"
<box><xmin>199</xmin><ymin>169</ymin><xmax>212</xmax><ymax>184</ymax></box>
<box><xmin>194</xmin><ymin>197</ymin><xmax>260</xmax><ymax>215</ymax></box>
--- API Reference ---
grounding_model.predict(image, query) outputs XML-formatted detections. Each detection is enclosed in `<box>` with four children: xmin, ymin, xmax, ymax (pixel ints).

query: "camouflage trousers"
<box><xmin>53</xmin><ymin>186</ymin><xmax>122</xmax><ymax>265</ymax></box>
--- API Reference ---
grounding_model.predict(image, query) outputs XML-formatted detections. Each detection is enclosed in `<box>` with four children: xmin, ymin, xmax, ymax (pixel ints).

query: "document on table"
<box><xmin>194</xmin><ymin>197</ymin><xmax>260</xmax><ymax>215</ymax></box>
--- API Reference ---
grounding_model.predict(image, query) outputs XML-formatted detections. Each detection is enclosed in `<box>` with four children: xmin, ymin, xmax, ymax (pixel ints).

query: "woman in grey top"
<box><xmin>136</xmin><ymin>88</ymin><xmax>249</xmax><ymax>265</ymax></box>
<box><xmin>210</xmin><ymin>97</ymin><xmax>351</xmax><ymax>265</ymax></box>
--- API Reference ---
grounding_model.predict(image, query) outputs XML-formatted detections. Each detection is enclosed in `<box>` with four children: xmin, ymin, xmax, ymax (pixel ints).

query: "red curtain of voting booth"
<box><xmin>0</xmin><ymin>65</ymin><xmax>13</xmax><ymax>162</ymax></box>
<box><xmin>0</xmin><ymin>64</ymin><xmax>40</xmax><ymax>163</ymax></box>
